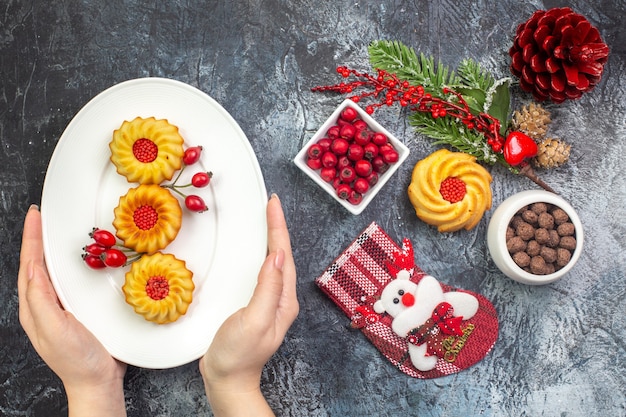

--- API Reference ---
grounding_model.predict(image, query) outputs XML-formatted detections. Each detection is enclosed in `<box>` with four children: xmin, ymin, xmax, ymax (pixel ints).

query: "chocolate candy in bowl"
<box><xmin>487</xmin><ymin>190</ymin><xmax>583</xmax><ymax>285</ymax></box>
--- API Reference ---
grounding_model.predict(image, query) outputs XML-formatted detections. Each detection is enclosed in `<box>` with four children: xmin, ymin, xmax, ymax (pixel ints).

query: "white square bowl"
<box><xmin>294</xmin><ymin>99</ymin><xmax>410</xmax><ymax>215</ymax></box>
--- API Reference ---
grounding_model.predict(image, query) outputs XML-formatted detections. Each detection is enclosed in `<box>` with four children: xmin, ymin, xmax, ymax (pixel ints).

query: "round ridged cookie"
<box><xmin>110</xmin><ymin>116</ymin><xmax>184</xmax><ymax>184</ymax></box>
<box><xmin>122</xmin><ymin>252</ymin><xmax>194</xmax><ymax>324</ymax></box>
<box><xmin>408</xmin><ymin>149</ymin><xmax>492</xmax><ymax>232</ymax></box>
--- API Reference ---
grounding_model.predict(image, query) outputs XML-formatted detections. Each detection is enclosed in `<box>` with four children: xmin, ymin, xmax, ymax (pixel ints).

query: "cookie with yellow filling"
<box><xmin>110</xmin><ymin>116</ymin><xmax>184</xmax><ymax>184</ymax></box>
<box><xmin>122</xmin><ymin>252</ymin><xmax>194</xmax><ymax>324</ymax></box>
<box><xmin>408</xmin><ymin>149</ymin><xmax>492</xmax><ymax>232</ymax></box>
<box><xmin>113</xmin><ymin>184</ymin><xmax>182</xmax><ymax>254</ymax></box>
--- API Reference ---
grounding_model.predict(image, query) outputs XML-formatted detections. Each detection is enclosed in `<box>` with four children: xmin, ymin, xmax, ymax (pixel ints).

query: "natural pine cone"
<box><xmin>512</xmin><ymin>103</ymin><xmax>552</xmax><ymax>139</ymax></box>
<box><xmin>533</xmin><ymin>138</ymin><xmax>571</xmax><ymax>168</ymax></box>
<box><xmin>509</xmin><ymin>7</ymin><xmax>609</xmax><ymax>103</ymax></box>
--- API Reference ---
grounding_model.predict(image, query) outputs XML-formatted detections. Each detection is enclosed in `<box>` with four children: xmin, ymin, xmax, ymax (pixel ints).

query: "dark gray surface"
<box><xmin>1</xmin><ymin>1</ymin><xmax>625</xmax><ymax>416</ymax></box>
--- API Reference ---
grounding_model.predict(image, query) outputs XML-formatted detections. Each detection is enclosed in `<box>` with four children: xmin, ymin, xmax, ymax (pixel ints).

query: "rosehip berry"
<box><xmin>83</xmin><ymin>254</ymin><xmax>106</xmax><ymax>270</ymax></box>
<box><xmin>100</xmin><ymin>248</ymin><xmax>127</xmax><ymax>268</ymax></box>
<box><xmin>365</xmin><ymin>171</ymin><xmax>379</xmax><ymax>186</ymax></box>
<box><xmin>382</xmin><ymin>149</ymin><xmax>399</xmax><ymax>164</ymax></box>
<box><xmin>363</xmin><ymin>142</ymin><xmax>379</xmax><ymax>159</ymax></box>
<box><xmin>185</xmin><ymin>195</ymin><xmax>208</xmax><ymax>212</ymax></box>
<box><xmin>337</xmin><ymin>155</ymin><xmax>351</xmax><ymax>169</ymax></box>
<box><xmin>371</xmin><ymin>156</ymin><xmax>388</xmax><ymax>173</ymax></box>
<box><xmin>317</xmin><ymin>138</ymin><xmax>332</xmax><ymax>152</ymax></box>
<box><xmin>321</xmin><ymin>151</ymin><xmax>338</xmax><ymax>168</ymax></box>
<box><xmin>330</xmin><ymin>138</ymin><xmax>349</xmax><ymax>155</ymax></box>
<box><xmin>336</xmin><ymin>183</ymin><xmax>352</xmax><ymax>200</ymax></box>
<box><xmin>326</xmin><ymin>125</ymin><xmax>340</xmax><ymax>139</ymax></box>
<box><xmin>353</xmin><ymin>177</ymin><xmax>370</xmax><ymax>194</ymax></box>
<box><xmin>372</xmin><ymin>132</ymin><xmax>388</xmax><ymax>146</ymax></box>
<box><xmin>340</xmin><ymin>107</ymin><xmax>358</xmax><ymax>122</ymax></box>
<box><xmin>83</xmin><ymin>243</ymin><xmax>107</xmax><ymax>256</ymax></box>
<box><xmin>347</xmin><ymin>144</ymin><xmax>365</xmax><ymax>162</ymax></box>
<box><xmin>192</xmin><ymin>171</ymin><xmax>213</xmax><ymax>188</ymax></box>
<box><xmin>348</xmin><ymin>190</ymin><xmax>363</xmax><ymax>205</ymax></box>
<box><xmin>339</xmin><ymin>124</ymin><xmax>356</xmax><ymax>140</ymax></box>
<box><xmin>332</xmin><ymin>177</ymin><xmax>343</xmax><ymax>190</ymax></box>
<box><xmin>339</xmin><ymin>166</ymin><xmax>356</xmax><ymax>183</ymax></box>
<box><xmin>354</xmin><ymin>159</ymin><xmax>373</xmax><ymax>177</ymax></box>
<box><xmin>183</xmin><ymin>146</ymin><xmax>203</xmax><ymax>165</ymax></box>
<box><xmin>89</xmin><ymin>228</ymin><xmax>116</xmax><ymax>247</ymax></box>
<box><xmin>354</xmin><ymin>129</ymin><xmax>371</xmax><ymax>146</ymax></box>
<box><xmin>352</xmin><ymin>119</ymin><xmax>368</xmax><ymax>131</ymax></box>
<box><xmin>378</xmin><ymin>143</ymin><xmax>394</xmax><ymax>155</ymax></box>
<box><xmin>320</xmin><ymin>167</ymin><xmax>337</xmax><ymax>183</ymax></box>
<box><xmin>308</xmin><ymin>143</ymin><xmax>323</xmax><ymax>159</ymax></box>
<box><xmin>306</xmin><ymin>157</ymin><xmax>323</xmax><ymax>170</ymax></box>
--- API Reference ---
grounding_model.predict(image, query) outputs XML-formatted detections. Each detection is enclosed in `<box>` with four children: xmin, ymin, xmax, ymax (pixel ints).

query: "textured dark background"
<box><xmin>1</xmin><ymin>1</ymin><xmax>625</xmax><ymax>416</ymax></box>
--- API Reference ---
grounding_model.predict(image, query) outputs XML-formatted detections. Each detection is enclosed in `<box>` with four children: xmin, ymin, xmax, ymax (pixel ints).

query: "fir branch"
<box><xmin>368</xmin><ymin>40</ymin><xmax>458</xmax><ymax>96</ymax></box>
<box><xmin>456</xmin><ymin>58</ymin><xmax>496</xmax><ymax>91</ymax></box>
<box><xmin>408</xmin><ymin>112</ymin><xmax>502</xmax><ymax>165</ymax></box>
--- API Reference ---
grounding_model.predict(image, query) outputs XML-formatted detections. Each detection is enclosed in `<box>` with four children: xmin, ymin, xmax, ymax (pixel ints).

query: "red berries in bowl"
<box><xmin>294</xmin><ymin>100</ymin><xmax>409</xmax><ymax>214</ymax></box>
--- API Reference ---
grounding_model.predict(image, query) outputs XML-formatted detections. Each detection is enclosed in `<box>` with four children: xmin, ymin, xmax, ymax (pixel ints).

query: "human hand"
<box><xmin>199</xmin><ymin>194</ymin><xmax>299</xmax><ymax>416</ymax></box>
<box><xmin>18</xmin><ymin>205</ymin><xmax>127</xmax><ymax>417</ymax></box>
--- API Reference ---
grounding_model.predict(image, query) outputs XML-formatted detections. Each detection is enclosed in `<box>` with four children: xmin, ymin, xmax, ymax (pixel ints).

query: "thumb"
<box><xmin>246</xmin><ymin>249</ymin><xmax>285</xmax><ymax>321</ymax></box>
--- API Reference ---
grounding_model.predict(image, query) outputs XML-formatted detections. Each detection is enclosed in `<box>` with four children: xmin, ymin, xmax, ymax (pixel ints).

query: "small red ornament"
<box><xmin>503</xmin><ymin>131</ymin><xmax>538</xmax><ymax>166</ymax></box>
<box><xmin>509</xmin><ymin>7</ymin><xmax>609</xmax><ymax>103</ymax></box>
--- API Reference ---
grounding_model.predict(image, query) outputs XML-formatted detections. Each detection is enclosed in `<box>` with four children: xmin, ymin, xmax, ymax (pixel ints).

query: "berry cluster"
<box><xmin>82</xmin><ymin>228</ymin><xmax>139</xmax><ymax>269</ymax></box>
<box><xmin>163</xmin><ymin>146</ymin><xmax>212</xmax><ymax>212</ymax></box>
<box><xmin>306</xmin><ymin>106</ymin><xmax>400</xmax><ymax>205</ymax></box>
<box><xmin>313</xmin><ymin>67</ymin><xmax>504</xmax><ymax>154</ymax></box>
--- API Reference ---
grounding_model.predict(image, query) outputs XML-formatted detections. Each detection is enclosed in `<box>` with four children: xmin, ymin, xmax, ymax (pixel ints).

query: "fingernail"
<box><xmin>274</xmin><ymin>248</ymin><xmax>285</xmax><ymax>271</ymax></box>
<box><xmin>29</xmin><ymin>204</ymin><xmax>40</xmax><ymax>211</ymax></box>
<box><xmin>270</xmin><ymin>193</ymin><xmax>279</xmax><ymax>201</ymax></box>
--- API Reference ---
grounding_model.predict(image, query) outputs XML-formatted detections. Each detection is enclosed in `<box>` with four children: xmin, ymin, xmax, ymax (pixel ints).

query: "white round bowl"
<box><xmin>487</xmin><ymin>190</ymin><xmax>584</xmax><ymax>285</ymax></box>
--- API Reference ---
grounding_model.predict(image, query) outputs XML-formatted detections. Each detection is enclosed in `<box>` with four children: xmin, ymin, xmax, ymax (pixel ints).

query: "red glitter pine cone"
<box><xmin>509</xmin><ymin>7</ymin><xmax>609</xmax><ymax>103</ymax></box>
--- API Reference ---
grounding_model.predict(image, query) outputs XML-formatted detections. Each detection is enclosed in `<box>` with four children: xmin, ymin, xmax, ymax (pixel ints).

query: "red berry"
<box><xmin>339</xmin><ymin>124</ymin><xmax>356</xmax><ymax>140</ymax></box>
<box><xmin>89</xmin><ymin>228</ymin><xmax>116</xmax><ymax>247</ymax></box>
<box><xmin>330</xmin><ymin>138</ymin><xmax>349</xmax><ymax>155</ymax></box>
<box><xmin>326</xmin><ymin>125</ymin><xmax>340</xmax><ymax>139</ymax></box>
<box><xmin>192</xmin><ymin>171</ymin><xmax>212</xmax><ymax>188</ymax></box>
<box><xmin>347</xmin><ymin>144</ymin><xmax>365</xmax><ymax>162</ymax></box>
<box><xmin>306</xmin><ymin>157</ymin><xmax>322</xmax><ymax>170</ymax></box>
<box><xmin>363</xmin><ymin>142</ymin><xmax>379</xmax><ymax>159</ymax></box>
<box><xmin>378</xmin><ymin>143</ymin><xmax>394</xmax><ymax>155</ymax></box>
<box><xmin>337</xmin><ymin>155</ymin><xmax>351</xmax><ymax>169</ymax></box>
<box><xmin>185</xmin><ymin>195</ymin><xmax>208</xmax><ymax>212</ymax></box>
<box><xmin>83</xmin><ymin>243</ymin><xmax>107</xmax><ymax>256</ymax></box>
<box><xmin>348</xmin><ymin>190</ymin><xmax>363</xmax><ymax>205</ymax></box>
<box><xmin>100</xmin><ymin>248</ymin><xmax>127</xmax><ymax>268</ymax></box>
<box><xmin>307</xmin><ymin>143</ymin><xmax>323</xmax><ymax>159</ymax></box>
<box><xmin>339</xmin><ymin>166</ymin><xmax>356</xmax><ymax>183</ymax></box>
<box><xmin>354</xmin><ymin>129</ymin><xmax>371</xmax><ymax>146</ymax></box>
<box><xmin>372</xmin><ymin>132</ymin><xmax>388</xmax><ymax>146</ymax></box>
<box><xmin>382</xmin><ymin>149</ymin><xmax>399</xmax><ymax>164</ymax></box>
<box><xmin>320</xmin><ymin>167</ymin><xmax>337</xmax><ymax>183</ymax></box>
<box><xmin>340</xmin><ymin>107</ymin><xmax>358</xmax><ymax>122</ymax></box>
<box><xmin>83</xmin><ymin>254</ymin><xmax>106</xmax><ymax>269</ymax></box>
<box><xmin>365</xmin><ymin>171</ymin><xmax>379</xmax><ymax>186</ymax></box>
<box><xmin>354</xmin><ymin>159</ymin><xmax>372</xmax><ymax>177</ymax></box>
<box><xmin>332</xmin><ymin>177</ymin><xmax>343</xmax><ymax>190</ymax></box>
<box><xmin>353</xmin><ymin>177</ymin><xmax>370</xmax><ymax>194</ymax></box>
<box><xmin>371</xmin><ymin>156</ymin><xmax>388</xmax><ymax>173</ymax></box>
<box><xmin>336</xmin><ymin>183</ymin><xmax>352</xmax><ymax>200</ymax></box>
<box><xmin>183</xmin><ymin>146</ymin><xmax>203</xmax><ymax>165</ymax></box>
<box><xmin>352</xmin><ymin>119</ymin><xmax>368</xmax><ymax>131</ymax></box>
<box><xmin>317</xmin><ymin>138</ymin><xmax>332</xmax><ymax>152</ymax></box>
<box><xmin>321</xmin><ymin>151</ymin><xmax>338</xmax><ymax>168</ymax></box>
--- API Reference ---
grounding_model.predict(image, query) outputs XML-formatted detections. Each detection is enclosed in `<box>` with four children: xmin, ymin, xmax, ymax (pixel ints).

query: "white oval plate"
<box><xmin>41</xmin><ymin>78</ymin><xmax>267</xmax><ymax>369</ymax></box>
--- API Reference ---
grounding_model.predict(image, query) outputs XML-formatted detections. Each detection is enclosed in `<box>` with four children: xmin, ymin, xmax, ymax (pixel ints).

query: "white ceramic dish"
<box><xmin>41</xmin><ymin>78</ymin><xmax>268</xmax><ymax>369</ymax></box>
<box><xmin>294</xmin><ymin>99</ymin><xmax>410</xmax><ymax>215</ymax></box>
<box><xmin>487</xmin><ymin>190</ymin><xmax>583</xmax><ymax>285</ymax></box>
